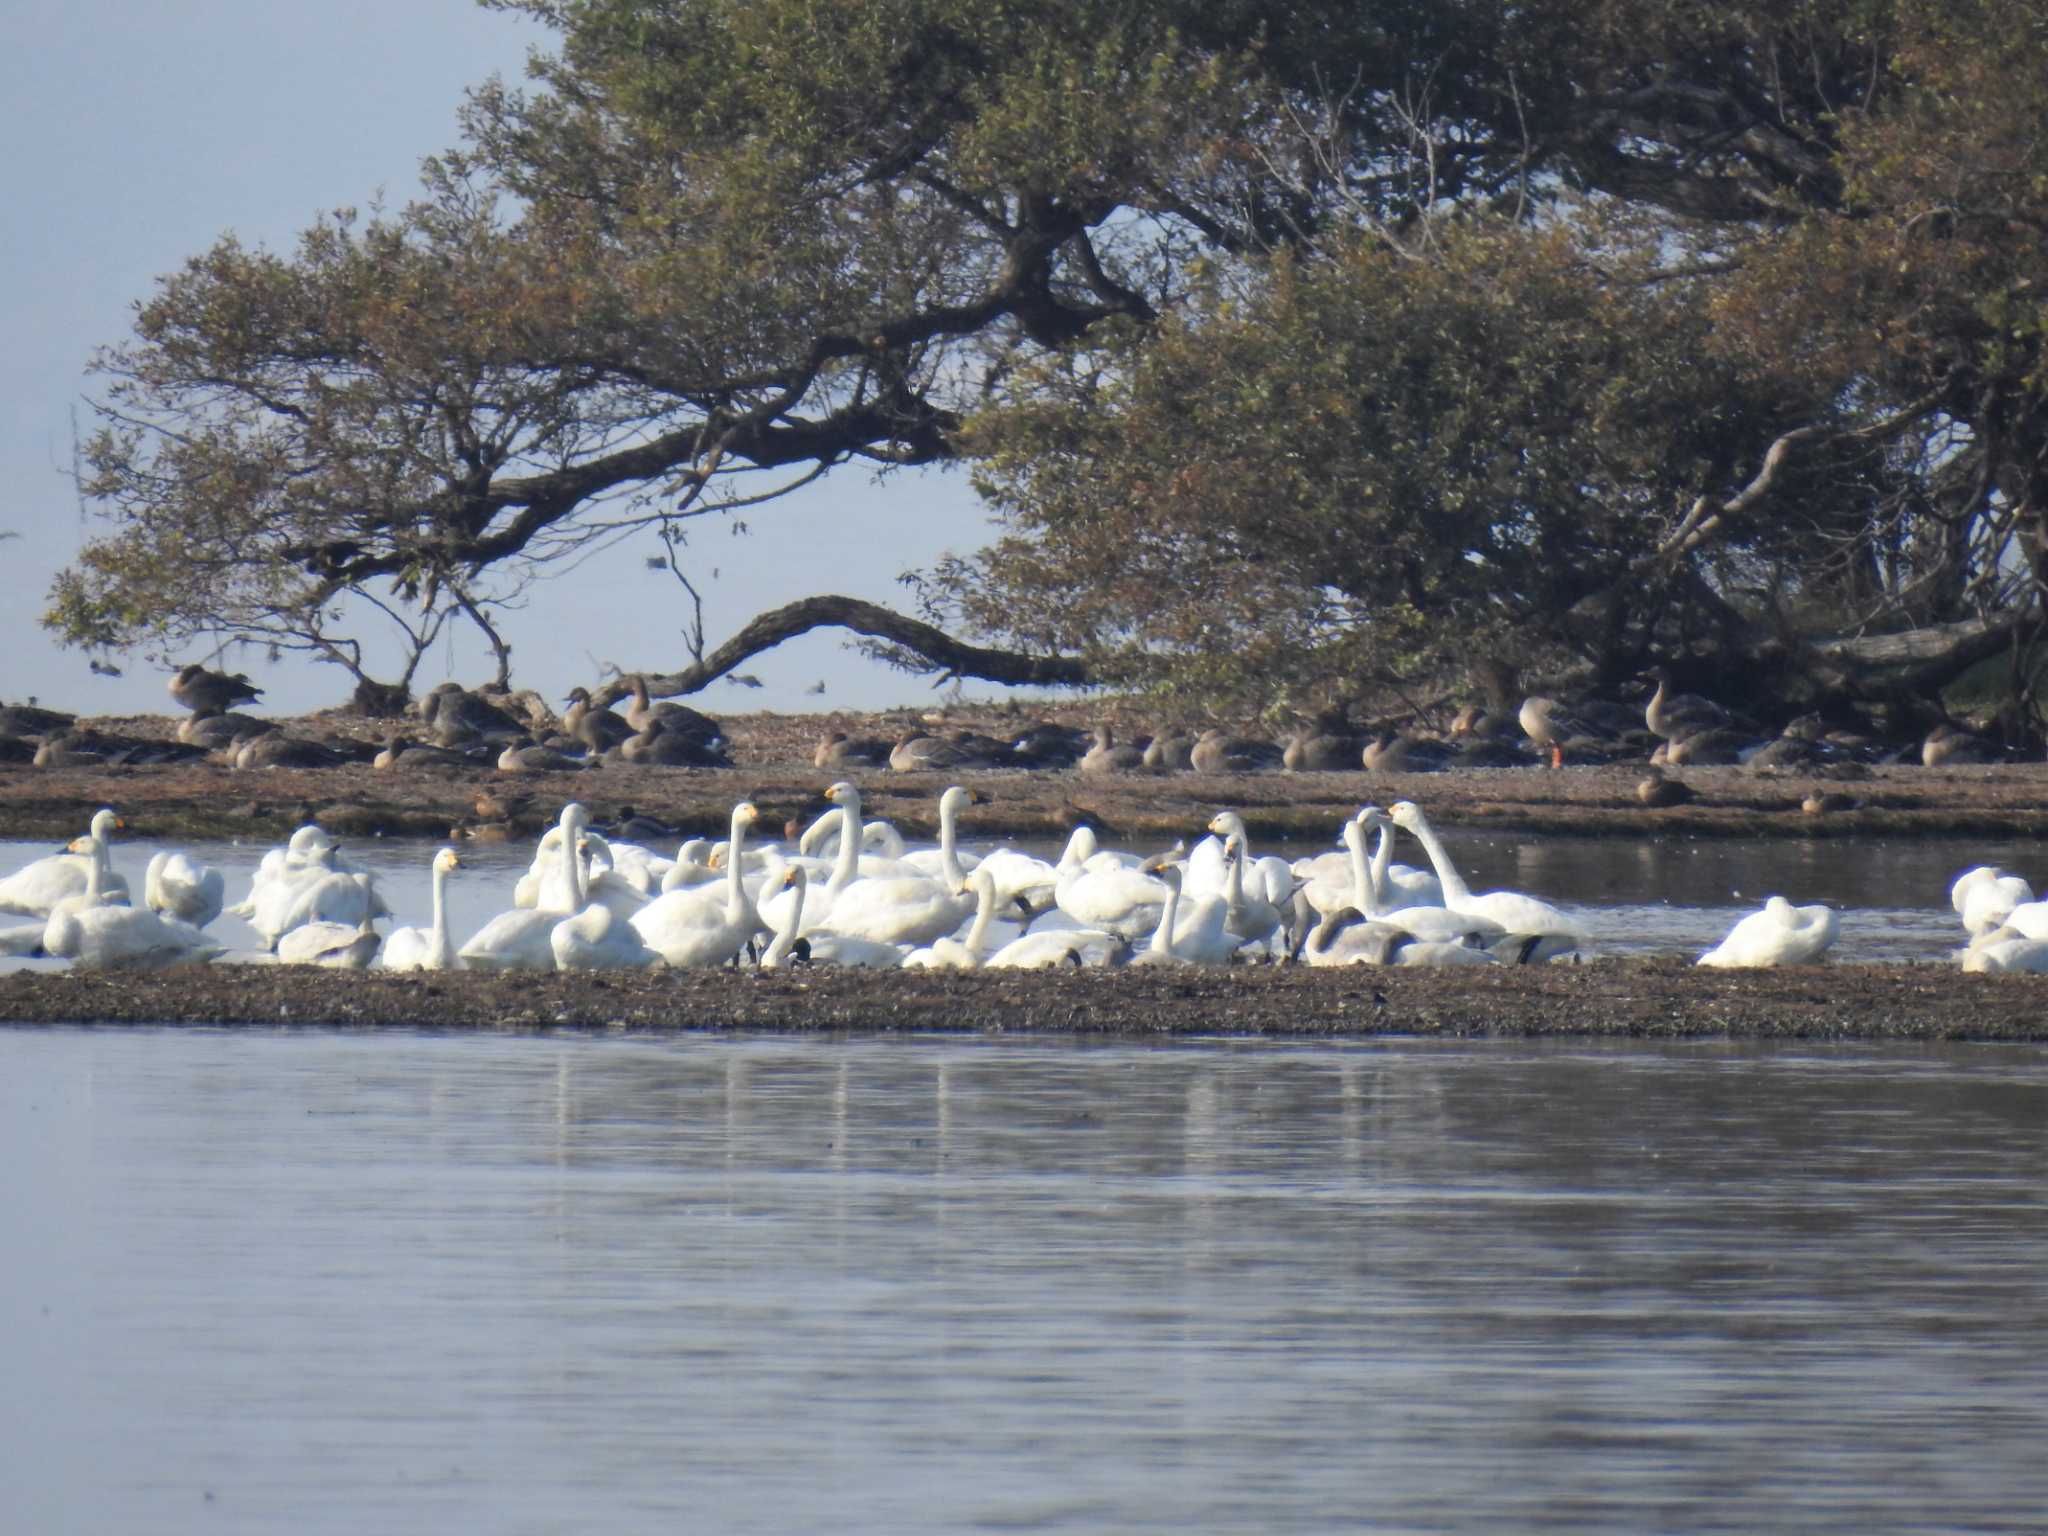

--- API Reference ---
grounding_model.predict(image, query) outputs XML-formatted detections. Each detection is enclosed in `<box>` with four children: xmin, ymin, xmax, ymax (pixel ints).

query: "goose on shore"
<box><xmin>1078</xmin><ymin>726</ymin><xmax>1150</xmax><ymax>775</ymax></box>
<box><xmin>169</xmin><ymin>663</ymin><xmax>261</xmax><ymax>714</ymax></box>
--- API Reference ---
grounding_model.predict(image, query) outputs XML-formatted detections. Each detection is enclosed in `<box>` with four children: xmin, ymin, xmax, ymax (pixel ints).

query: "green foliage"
<box><xmin>54</xmin><ymin>0</ymin><xmax>2048</xmax><ymax>719</ymax></box>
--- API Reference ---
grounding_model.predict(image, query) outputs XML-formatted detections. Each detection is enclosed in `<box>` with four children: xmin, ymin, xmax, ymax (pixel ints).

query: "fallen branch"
<box><xmin>591</xmin><ymin>593</ymin><xmax>1095</xmax><ymax>705</ymax></box>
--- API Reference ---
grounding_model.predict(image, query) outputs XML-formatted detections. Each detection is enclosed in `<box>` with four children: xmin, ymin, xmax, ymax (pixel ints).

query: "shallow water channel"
<box><xmin>3</xmin><ymin>1030</ymin><xmax>2045</xmax><ymax>1532</ymax></box>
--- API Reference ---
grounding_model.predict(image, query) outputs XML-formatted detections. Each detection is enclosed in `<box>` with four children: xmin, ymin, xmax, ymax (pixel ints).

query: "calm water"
<box><xmin>3</xmin><ymin>1030</ymin><xmax>2044</xmax><ymax>1533</ymax></box>
<box><xmin>5</xmin><ymin>826</ymin><xmax>2046</xmax><ymax>966</ymax></box>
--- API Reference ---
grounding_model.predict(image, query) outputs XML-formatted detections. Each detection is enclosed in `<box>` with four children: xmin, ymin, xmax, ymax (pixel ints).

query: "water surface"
<box><xmin>3</xmin><ymin>1030</ymin><xmax>2044</xmax><ymax>1532</ymax></box>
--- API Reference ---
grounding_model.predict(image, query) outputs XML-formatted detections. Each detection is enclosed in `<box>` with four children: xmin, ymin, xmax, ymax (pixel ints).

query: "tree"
<box><xmin>49</xmin><ymin>0</ymin><xmax>2048</xmax><ymax>732</ymax></box>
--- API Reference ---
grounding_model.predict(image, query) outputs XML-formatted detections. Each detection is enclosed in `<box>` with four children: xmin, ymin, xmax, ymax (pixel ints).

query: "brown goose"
<box><xmin>169</xmin><ymin>663</ymin><xmax>262</xmax><ymax>714</ymax></box>
<box><xmin>814</xmin><ymin>730</ymin><xmax>893</xmax><ymax>770</ymax></box>
<box><xmin>1077</xmin><ymin>726</ymin><xmax>1150</xmax><ymax>775</ymax></box>
<box><xmin>1644</xmin><ymin>668</ymin><xmax>1738</xmax><ymax>743</ymax></box>
<box><xmin>1142</xmin><ymin>731</ymin><xmax>1194</xmax><ymax>771</ymax></box>
<box><xmin>1189</xmin><ymin>728</ymin><xmax>1282</xmax><ymax>774</ymax></box>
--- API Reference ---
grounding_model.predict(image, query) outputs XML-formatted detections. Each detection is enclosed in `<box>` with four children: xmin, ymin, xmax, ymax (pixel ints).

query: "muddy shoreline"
<box><xmin>4</xmin><ymin>959</ymin><xmax>2044</xmax><ymax>1042</ymax></box>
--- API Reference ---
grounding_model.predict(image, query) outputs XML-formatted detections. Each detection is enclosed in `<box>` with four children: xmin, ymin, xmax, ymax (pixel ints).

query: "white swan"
<box><xmin>0</xmin><ymin>809</ymin><xmax>131</xmax><ymax>917</ymax></box>
<box><xmin>895</xmin><ymin>786</ymin><xmax>986</xmax><ymax>884</ymax></box>
<box><xmin>257</xmin><ymin>863</ymin><xmax>390</xmax><ymax>952</ymax></box>
<box><xmin>1696</xmin><ymin>897</ymin><xmax>1840</xmax><ymax>967</ymax></box>
<box><xmin>627</xmin><ymin>801</ymin><xmax>765</xmax><ymax>967</ymax></box>
<box><xmin>42</xmin><ymin>842</ymin><xmax>223</xmax><ymax>970</ymax></box>
<box><xmin>1214</xmin><ymin>833</ymin><xmax>1287</xmax><ymax>954</ymax></box>
<box><xmin>796</xmin><ymin>807</ymin><xmax>909</xmax><ymax>863</ymax></box>
<box><xmin>1961</xmin><ymin>929</ymin><xmax>2048</xmax><ymax>973</ymax></box>
<box><xmin>144</xmin><ymin>849</ymin><xmax>225</xmax><ymax>930</ymax></box>
<box><xmin>1348</xmin><ymin>811</ymin><xmax>1505</xmax><ymax>946</ymax></box>
<box><xmin>1129</xmin><ymin>865</ymin><xmax>1234</xmax><ymax>966</ymax></box>
<box><xmin>904</xmin><ymin>869</ymin><xmax>1000</xmax><ymax>970</ymax></box>
<box><xmin>764</xmin><ymin>857</ymin><xmax>910</xmax><ymax>967</ymax></box>
<box><xmin>227</xmin><ymin>825</ymin><xmax>343</xmax><ymax>920</ymax></box>
<box><xmin>551</xmin><ymin>900</ymin><xmax>665</xmax><ymax>970</ymax></box>
<box><xmin>1950</xmin><ymin>865</ymin><xmax>2013</xmax><ymax>917</ymax></box>
<box><xmin>802</xmin><ymin>783</ymin><xmax>974</xmax><ymax>948</ymax></box>
<box><xmin>276</xmin><ymin>882</ymin><xmax>381</xmax><ymax>969</ymax></box>
<box><xmin>969</xmin><ymin>846</ymin><xmax>1061</xmax><ymax>921</ymax></box>
<box><xmin>1387</xmin><ymin>801</ymin><xmax>1582</xmax><ymax>961</ymax></box>
<box><xmin>1052</xmin><ymin>834</ymin><xmax>1171</xmax><ymax>939</ymax></box>
<box><xmin>1298</xmin><ymin>907</ymin><xmax>1495</xmax><ymax>966</ymax></box>
<box><xmin>381</xmin><ymin>847</ymin><xmax>463</xmax><ymax>972</ymax></box>
<box><xmin>658</xmin><ymin>838</ymin><xmax>719</xmax><ymax>892</ymax></box>
<box><xmin>461</xmin><ymin>804</ymin><xmax>596</xmax><ymax>970</ymax></box>
<box><xmin>1955</xmin><ymin>869</ymin><xmax>2035</xmax><ymax>936</ymax></box>
<box><xmin>758</xmin><ymin>868</ymin><xmax>809</xmax><ymax>969</ymax></box>
<box><xmin>1204</xmin><ymin>813</ymin><xmax>1297</xmax><ymax>907</ymax></box>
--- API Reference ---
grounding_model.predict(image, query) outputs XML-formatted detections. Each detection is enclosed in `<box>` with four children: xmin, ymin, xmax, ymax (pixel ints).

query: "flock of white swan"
<box><xmin>0</xmin><ymin>786</ymin><xmax>2040</xmax><ymax>975</ymax></box>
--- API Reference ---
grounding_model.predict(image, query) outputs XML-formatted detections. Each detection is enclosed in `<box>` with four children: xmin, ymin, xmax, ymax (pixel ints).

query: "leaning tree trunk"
<box><xmin>587</xmin><ymin>594</ymin><xmax>1097</xmax><ymax>711</ymax></box>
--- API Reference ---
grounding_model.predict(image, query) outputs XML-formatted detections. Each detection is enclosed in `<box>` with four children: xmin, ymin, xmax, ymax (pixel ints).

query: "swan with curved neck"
<box><xmin>1383</xmin><ymin>803</ymin><xmax>1579</xmax><ymax>958</ymax></box>
<box><xmin>627</xmin><ymin>801</ymin><xmax>765</xmax><ymax>966</ymax></box>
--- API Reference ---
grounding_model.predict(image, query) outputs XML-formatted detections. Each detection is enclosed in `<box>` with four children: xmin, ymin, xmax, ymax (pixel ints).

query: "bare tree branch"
<box><xmin>590</xmin><ymin>594</ymin><xmax>1095</xmax><ymax>707</ymax></box>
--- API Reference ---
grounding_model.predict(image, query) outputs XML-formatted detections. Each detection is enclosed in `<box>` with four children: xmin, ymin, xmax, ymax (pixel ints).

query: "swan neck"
<box><xmin>429</xmin><ymin>861</ymin><xmax>450</xmax><ymax>943</ymax></box>
<box><xmin>937</xmin><ymin>795</ymin><xmax>966</xmax><ymax>886</ymax></box>
<box><xmin>765</xmin><ymin>873</ymin><xmax>804</xmax><ymax>966</ymax></box>
<box><xmin>797</xmin><ymin>809</ymin><xmax>833</xmax><ymax>858</ymax></box>
<box><xmin>1345</xmin><ymin>823</ymin><xmax>1378</xmax><ymax>915</ymax></box>
<box><xmin>1151</xmin><ymin>878</ymin><xmax>1181</xmax><ymax>956</ymax></box>
<box><xmin>962</xmin><ymin>878</ymin><xmax>996</xmax><ymax>956</ymax></box>
<box><xmin>1403</xmin><ymin>813</ymin><xmax>1473</xmax><ymax>905</ymax></box>
<box><xmin>726</xmin><ymin>806</ymin><xmax>751</xmax><ymax>916</ymax></box>
<box><xmin>829</xmin><ymin>791</ymin><xmax>862</xmax><ymax>892</ymax></box>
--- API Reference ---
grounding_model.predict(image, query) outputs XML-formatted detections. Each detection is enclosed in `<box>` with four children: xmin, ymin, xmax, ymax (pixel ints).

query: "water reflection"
<box><xmin>3</xmin><ymin>1031</ymin><xmax>2044</xmax><ymax>1533</ymax></box>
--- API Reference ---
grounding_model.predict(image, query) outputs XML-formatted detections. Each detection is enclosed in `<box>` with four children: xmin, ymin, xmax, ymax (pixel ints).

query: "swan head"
<box><xmin>1387</xmin><ymin>801</ymin><xmax>1425</xmax><ymax>831</ymax></box>
<box><xmin>824</xmin><ymin>780</ymin><xmax>859</xmax><ymax>807</ymax></box>
<box><xmin>432</xmin><ymin>847</ymin><xmax>461</xmax><ymax>875</ymax></box>
<box><xmin>89</xmin><ymin>808</ymin><xmax>123</xmax><ymax>842</ymax></box>
<box><xmin>780</xmin><ymin>865</ymin><xmax>806</xmax><ymax>893</ymax></box>
<box><xmin>731</xmin><ymin>801</ymin><xmax>760</xmax><ymax>832</ymax></box>
<box><xmin>1207</xmin><ymin>811</ymin><xmax>1245</xmax><ymax>838</ymax></box>
<box><xmin>559</xmin><ymin>802</ymin><xmax>591</xmax><ymax>830</ymax></box>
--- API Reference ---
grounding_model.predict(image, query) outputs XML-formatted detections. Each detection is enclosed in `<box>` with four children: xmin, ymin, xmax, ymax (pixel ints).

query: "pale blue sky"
<box><xmin>2</xmin><ymin>0</ymin><xmax>1008</xmax><ymax>719</ymax></box>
